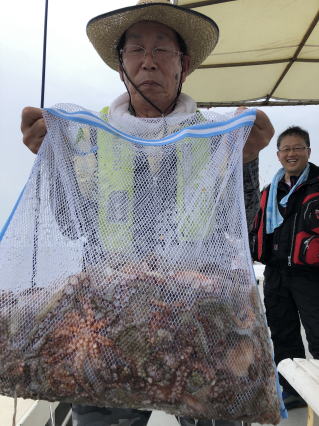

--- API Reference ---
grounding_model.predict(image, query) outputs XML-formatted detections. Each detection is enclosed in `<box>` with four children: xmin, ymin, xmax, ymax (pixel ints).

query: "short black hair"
<box><xmin>277</xmin><ymin>126</ymin><xmax>310</xmax><ymax>149</ymax></box>
<box><xmin>117</xmin><ymin>27</ymin><xmax>188</xmax><ymax>57</ymax></box>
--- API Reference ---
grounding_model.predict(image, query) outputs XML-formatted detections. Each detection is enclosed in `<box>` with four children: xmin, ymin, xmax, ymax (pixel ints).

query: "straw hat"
<box><xmin>86</xmin><ymin>0</ymin><xmax>219</xmax><ymax>74</ymax></box>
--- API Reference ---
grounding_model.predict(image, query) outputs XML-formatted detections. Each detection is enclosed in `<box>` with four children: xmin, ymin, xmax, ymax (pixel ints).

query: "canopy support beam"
<box><xmin>265</xmin><ymin>9</ymin><xmax>319</xmax><ymax>103</ymax></box>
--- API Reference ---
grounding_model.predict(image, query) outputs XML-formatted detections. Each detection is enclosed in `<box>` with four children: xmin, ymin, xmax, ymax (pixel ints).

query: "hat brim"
<box><xmin>86</xmin><ymin>3</ymin><xmax>219</xmax><ymax>74</ymax></box>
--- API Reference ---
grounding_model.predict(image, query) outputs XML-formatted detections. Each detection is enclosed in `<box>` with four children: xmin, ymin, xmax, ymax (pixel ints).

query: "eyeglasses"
<box><xmin>120</xmin><ymin>45</ymin><xmax>183</xmax><ymax>62</ymax></box>
<box><xmin>278</xmin><ymin>146</ymin><xmax>309</xmax><ymax>153</ymax></box>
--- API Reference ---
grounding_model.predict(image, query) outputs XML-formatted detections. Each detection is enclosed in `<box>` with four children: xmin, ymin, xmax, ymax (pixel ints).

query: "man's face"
<box><xmin>119</xmin><ymin>21</ymin><xmax>190</xmax><ymax>114</ymax></box>
<box><xmin>277</xmin><ymin>134</ymin><xmax>311</xmax><ymax>177</ymax></box>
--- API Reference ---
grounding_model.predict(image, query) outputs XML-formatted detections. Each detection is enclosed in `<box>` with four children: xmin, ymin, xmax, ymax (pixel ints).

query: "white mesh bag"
<box><xmin>0</xmin><ymin>104</ymin><xmax>281</xmax><ymax>424</ymax></box>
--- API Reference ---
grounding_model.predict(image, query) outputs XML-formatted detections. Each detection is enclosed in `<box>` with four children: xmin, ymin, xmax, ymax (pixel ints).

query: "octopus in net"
<box><xmin>0</xmin><ymin>267</ymin><xmax>281</xmax><ymax>424</ymax></box>
<box><xmin>40</xmin><ymin>299</ymin><xmax>113</xmax><ymax>394</ymax></box>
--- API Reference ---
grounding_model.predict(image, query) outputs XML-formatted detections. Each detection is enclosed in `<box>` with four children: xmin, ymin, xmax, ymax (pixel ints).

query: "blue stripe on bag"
<box><xmin>45</xmin><ymin>107</ymin><xmax>256</xmax><ymax>146</ymax></box>
<box><xmin>0</xmin><ymin>186</ymin><xmax>25</xmax><ymax>241</ymax></box>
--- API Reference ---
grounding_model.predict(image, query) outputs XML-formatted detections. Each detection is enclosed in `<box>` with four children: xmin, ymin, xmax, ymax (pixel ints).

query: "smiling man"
<box><xmin>251</xmin><ymin>126</ymin><xmax>319</xmax><ymax>410</ymax></box>
<box><xmin>277</xmin><ymin>128</ymin><xmax>311</xmax><ymax>180</ymax></box>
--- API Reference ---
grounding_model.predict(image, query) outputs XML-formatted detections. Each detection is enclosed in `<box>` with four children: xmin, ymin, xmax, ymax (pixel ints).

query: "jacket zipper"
<box><xmin>303</xmin><ymin>236</ymin><xmax>312</xmax><ymax>254</ymax></box>
<box><xmin>304</xmin><ymin>199</ymin><xmax>318</xmax><ymax>220</ymax></box>
<box><xmin>288</xmin><ymin>213</ymin><xmax>298</xmax><ymax>266</ymax></box>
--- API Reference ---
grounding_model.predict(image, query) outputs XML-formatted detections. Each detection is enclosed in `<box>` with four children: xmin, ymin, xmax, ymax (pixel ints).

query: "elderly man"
<box><xmin>20</xmin><ymin>1</ymin><xmax>274</xmax><ymax>425</ymax></box>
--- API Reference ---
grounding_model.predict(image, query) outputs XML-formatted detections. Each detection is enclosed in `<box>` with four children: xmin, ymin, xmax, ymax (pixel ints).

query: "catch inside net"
<box><xmin>0</xmin><ymin>104</ymin><xmax>281</xmax><ymax>423</ymax></box>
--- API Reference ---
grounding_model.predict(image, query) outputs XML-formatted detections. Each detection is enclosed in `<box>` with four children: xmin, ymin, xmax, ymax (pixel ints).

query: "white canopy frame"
<box><xmin>177</xmin><ymin>0</ymin><xmax>319</xmax><ymax>106</ymax></box>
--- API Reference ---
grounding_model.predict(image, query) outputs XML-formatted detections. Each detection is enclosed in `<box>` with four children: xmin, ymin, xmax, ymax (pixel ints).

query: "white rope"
<box><xmin>12</xmin><ymin>389</ymin><xmax>17</xmax><ymax>426</ymax></box>
<box><xmin>49</xmin><ymin>403</ymin><xmax>55</xmax><ymax>426</ymax></box>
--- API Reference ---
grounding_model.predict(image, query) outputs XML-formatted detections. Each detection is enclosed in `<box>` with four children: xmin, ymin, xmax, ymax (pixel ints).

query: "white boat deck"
<box><xmin>0</xmin><ymin>396</ymin><xmax>34</xmax><ymax>426</ymax></box>
<box><xmin>1</xmin><ymin>399</ymin><xmax>318</xmax><ymax>426</ymax></box>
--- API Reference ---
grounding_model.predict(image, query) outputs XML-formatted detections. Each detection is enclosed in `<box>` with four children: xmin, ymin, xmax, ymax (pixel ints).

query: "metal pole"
<box><xmin>31</xmin><ymin>0</ymin><xmax>49</xmax><ymax>286</ymax></box>
<box><xmin>40</xmin><ymin>0</ymin><xmax>49</xmax><ymax>108</ymax></box>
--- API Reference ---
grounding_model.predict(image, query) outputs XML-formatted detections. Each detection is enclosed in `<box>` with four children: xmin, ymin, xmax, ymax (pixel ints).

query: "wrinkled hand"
<box><xmin>237</xmin><ymin>106</ymin><xmax>274</xmax><ymax>164</ymax></box>
<box><xmin>21</xmin><ymin>107</ymin><xmax>47</xmax><ymax>154</ymax></box>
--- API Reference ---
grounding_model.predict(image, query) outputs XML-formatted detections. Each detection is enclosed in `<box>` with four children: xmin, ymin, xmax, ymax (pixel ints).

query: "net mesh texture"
<box><xmin>0</xmin><ymin>104</ymin><xmax>280</xmax><ymax>424</ymax></box>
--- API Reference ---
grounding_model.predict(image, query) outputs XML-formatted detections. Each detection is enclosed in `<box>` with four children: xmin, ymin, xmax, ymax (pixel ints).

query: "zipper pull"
<box><xmin>305</xmin><ymin>235</ymin><xmax>314</xmax><ymax>247</ymax></box>
<box><xmin>288</xmin><ymin>256</ymin><xmax>292</xmax><ymax>266</ymax></box>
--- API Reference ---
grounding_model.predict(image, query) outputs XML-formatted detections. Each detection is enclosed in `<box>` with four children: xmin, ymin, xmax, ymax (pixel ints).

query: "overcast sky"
<box><xmin>1</xmin><ymin>0</ymin><xmax>319</xmax><ymax>229</ymax></box>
